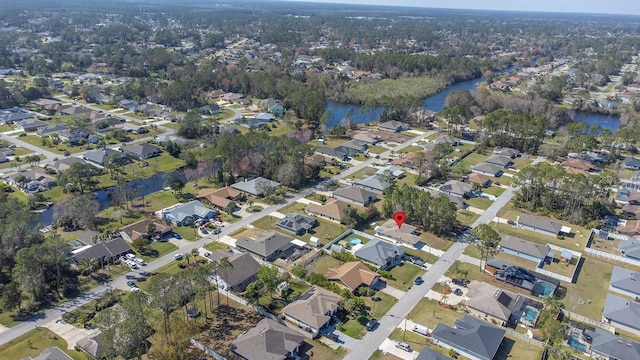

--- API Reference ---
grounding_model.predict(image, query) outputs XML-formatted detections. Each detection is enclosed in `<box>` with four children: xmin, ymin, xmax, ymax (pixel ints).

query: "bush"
<box><xmin>331</xmin><ymin>250</ymin><xmax>357</xmax><ymax>262</ymax></box>
<box><xmin>291</xmin><ymin>266</ymin><xmax>306</xmax><ymax>278</ymax></box>
<box><xmin>377</xmin><ymin>270</ymin><xmax>395</xmax><ymax>281</ymax></box>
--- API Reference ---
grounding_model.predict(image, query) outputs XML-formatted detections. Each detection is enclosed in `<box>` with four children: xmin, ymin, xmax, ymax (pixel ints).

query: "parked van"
<box><xmin>412</xmin><ymin>324</ymin><xmax>430</xmax><ymax>336</ymax></box>
<box><xmin>126</xmin><ymin>253</ymin><xmax>136</xmax><ymax>260</ymax></box>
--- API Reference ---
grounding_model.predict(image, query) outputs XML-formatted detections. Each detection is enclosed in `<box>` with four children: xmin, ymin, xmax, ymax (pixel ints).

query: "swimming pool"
<box><xmin>536</xmin><ymin>282</ymin><xmax>556</xmax><ymax>297</ymax></box>
<box><xmin>522</xmin><ymin>306</ymin><xmax>539</xmax><ymax>324</ymax></box>
<box><xmin>568</xmin><ymin>332</ymin><xmax>587</xmax><ymax>352</ymax></box>
<box><xmin>349</xmin><ymin>238</ymin><xmax>362</xmax><ymax>245</ymax></box>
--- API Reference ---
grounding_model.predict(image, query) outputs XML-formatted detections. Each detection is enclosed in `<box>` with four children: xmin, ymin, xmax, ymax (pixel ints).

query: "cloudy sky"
<box><xmin>284</xmin><ymin>0</ymin><xmax>640</xmax><ymax>15</ymax></box>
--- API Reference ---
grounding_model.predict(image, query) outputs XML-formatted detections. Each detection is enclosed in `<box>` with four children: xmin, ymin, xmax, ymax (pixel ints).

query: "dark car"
<box><xmin>139</xmin><ymin>271</ymin><xmax>151</xmax><ymax>277</ymax></box>
<box><xmin>452</xmin><ymin>278</ymin><xmax>467</xmax><ymax>287</ymax></box>
<box><xmin>212</xmin><ymin>228</ymin><xmax>221</xmax><ymax>235</ymax></box>
<box><xmin>325</xmin><ymin>333</ymin><xmax>339</xmax><ymax>341</ymax></box>
<box><xmin>173</xmin><ymin>232</ymin><xmax>182</xmax><ymax>239</ymax></box>
<box><xmin>366</xmin><ymin>319</ymin><xmax>378</xmax><ymax>331</ymax></box>
<box><xmin>407</xmin><ymin>255</ymin><xmax>426</xmax><ymax>267</ymax></box>
<box><xmin>127</xmin><ymin>281</ymin><xmax>137</xmax><ymax>288</ymax></box>
<box><xmin>454</xmin><ymin>288</ymin><xmax>463</xmax><ymax>296</ymax></box>
<box><xmin>414</xmin><ymin>276</ymin><xmax>424</xmax><ymax>285</ymax></box>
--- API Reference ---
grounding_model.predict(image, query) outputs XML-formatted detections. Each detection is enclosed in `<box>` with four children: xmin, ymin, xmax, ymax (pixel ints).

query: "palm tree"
<box><xmin>218</xmin><ymin>257</ymin><xmax>233</xmax><ymax>307</ymax></box>
<box><xmin>440</xmin><ymin>292</ymin><xmax>449</xmax><ymax>306</ymax></box>
<box><xmin>146</xmin><ymin>222</ymin><xmax>157</xmax><ymax>240</ymax></box>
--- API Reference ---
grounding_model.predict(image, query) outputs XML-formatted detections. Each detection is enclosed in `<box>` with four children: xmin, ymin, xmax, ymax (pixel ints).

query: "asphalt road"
<box><xmin>0</xmin><ymin>129</ymin><xmax>434</xmax><ymax>346</ymax></box>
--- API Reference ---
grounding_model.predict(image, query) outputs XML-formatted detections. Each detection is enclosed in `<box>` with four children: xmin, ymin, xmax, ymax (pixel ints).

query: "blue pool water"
<box><xmin>522</xmin><ymin>307</ymin><xmax>539</xmax><ymax>323</ymax></box>
<box><xmin>568</xmin><ymin>332</ymin><xmax>587</xmax><ymax>352</ymax></box>
<box><xmin>537</xmin><ymin>282</ymin><xmax>556</xmax><ymax>297</ymax></box>
<box><xmin>349</xmin><ymin>238</ymin><xmax>362</xmax><ymax>245</ymax></box>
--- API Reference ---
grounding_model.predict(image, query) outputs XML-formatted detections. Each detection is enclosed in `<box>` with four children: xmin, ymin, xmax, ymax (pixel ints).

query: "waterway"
<box><xmin>573</xmin><ymin>111</ymin><xmax>620</xmax><ymax>133</ymax></box>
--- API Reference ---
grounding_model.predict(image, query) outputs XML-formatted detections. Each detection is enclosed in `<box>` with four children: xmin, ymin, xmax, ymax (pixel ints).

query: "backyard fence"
<box><xmin>535</xmin><ymin>268</ymin><xmax>573</xmax><ymax>284</ymax></box>
<box><xmin>190</xmin><ymin>339</ymin><xmax>228</xmax><ymax>360</ymax></box>
<box><xmin>505</xmin><ymin>328</ymin><xmax>544</xmax><ymax>347</ymax></box>
<box><xmin>584</xmin><ymin>247</ymin><xmax>640</xmax><ymax>267</ymax></box>
<box><xmin>562</xmin><ymin>310</ymin><xmax>615</xmax><ymax>333</ymax></box>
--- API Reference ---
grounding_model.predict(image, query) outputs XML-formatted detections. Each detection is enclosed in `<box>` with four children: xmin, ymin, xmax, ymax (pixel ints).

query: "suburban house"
<box><xmin>199</xmin><ymin>104</ymin><xmax>221</xmax><ymax>115</ymax></box>
<box><xmin>625</xmin><ymin>157</ymin><xmax>640</xmax><ymax>170</ymax></box>
<box><xmin>0</xmin><ymin>109</ymin><xmax>32</xmax><ymax>124</ymax></box>
<box><xmin>24</xmin><ymin>346</ymin><xmax>74</xmax><ymax>360</ymax></box>
<box><xmin>235</xmin><ymin>230</ymin><xmax>304</xmax><ymax>262</ymax></box>
<box><xmin>275</xmin><ymin>212</ymin><xmax>317</xmax><ymax>235</ymax></box>
<box><xmin>516</xmin><ymin>214</ymin><xmax>567</xmax><ymax>237</ymax></box>
<box><xmin>18</xmin><ymin>118</ymin><xmax>48</xmax><ymax>131</ymax></box>
<box><xmin>435</xmin><ymin>134</ymin><xmax>460</xmax><ymax>146</ymax></box>
<box><xmin>583</xmin><ymin>328</ymin><xmax>640</xmax><ymax>360</ymax></box>
<box><xmin>332</xmin><ymin>186</ymin><xmax>378</xmax><ymax>207</ymax></box>
<box><xmin>161</xmin><ymin>200</ymin><xmax>216</xmax><ymax>226</ymax></box>
<box><xmin>83</xmin><ymin>148</ymin><xmax>127</xmax><ymax>166</ymax></box>
<box><xmin>620</xmin><ymin>240</ymin><xmax>640</xmax><ymax>261</ymax></box>
<box><xmin>609</xmin><ymin>266</ymin><xmax>640</xmax><ymax>299</ymax></box>
<box><xmin>623</xmin><ymin>205</ymin><xmax>640</xmax><ymax>219</ymax></box>
<box><xmin>616</xmin><ymin>220</ymin><xmax>640</xmax><ymax>236</ymax></box>
<box><xmin>37</xmin><ymin>123</ymin><xmax>67</xmax><ymax>137</ymax></box>
<box><xmin>467</xmin><ymin>173</ymin><xmax>492</xmax><ymax>188</ymax></box>
<box><xmin>440</xmin><ymin>180</ymin><xmax>472</xmax><ymax>198</ymax></box>
<box><xmin>487</xmin><ymin>259</ymin><xmax>560</xmax><ymax>297</ymax></box>
<box><xmin>375</xmin><ymin>165</ymin><xmax>404</xmax><ymax>179</ymax></box>
<box><xmin>499</xmin><ymin>235</ymin><xmax>551</xmax><ymax>266</ymax></box>
<box><xmin>325</xmin><ymin>261</ymin><xmax>380</xmax><ymax>291</ymax></box>
<box><xmin>121</xmin><ymin>143</ymin><xmax>161</xmax><ymax>159</ymax></box>
<box><xmin>493</xmin><ymin>147</ymin><xmax>520</xmax><ymax>158</ymax></box>
<box><xmin>59</xmin><ymin>105</ymin><xmax>91</xmax><ymax>116</ymax></box>
<box><xmin>352</xmin><ymin>132</ymin><xmax>381</xmax><ymax>144</ymax></box>
<box><xmin>315</xmin><ymin>145</ymin><xmax>357</xmax><ymax>161</ymax></box>
<box><xmin>260</xmin><ymin>98</ymin><xmax>286</xmax><ymax>116</ymax></box>
<box><xmin>375</xmin><ymin>219</ymin><xmax>422</xmax><ymax>246</ymax></box>
<box><xmin>119</xmin><ymin>218</ymin><xmax>172</xmax><ymax>242</ymax></box>
<box><xmin>465</xmin><ymin>281</ymin><xmax>526</xmax><ymax>327</ymax></box>
<box><xmin>378</xmin><ymin>120</ymin><xmax>409</xmax><ymax>133</ymax></box>
<box><xmin>231</xmin><ymin>177</ymin><xmax>281</xmax><ymax>197</ymax></box>
<box><xmin>70</xmin><ymin>237</ymin><xmax>132</xmax><ymax>266</ymax></box>
<box><xmin>416</xmin><ymin>348</ymin><xmax>452</xmax><ymax>360</ymax></box>
<box><xmin>353</xmin><ymin>174</ymin><xmax>391</xmax><ymax>194</ymax></box>
<box><xmin>354</xmin><ymin>238</ymin><xmax>406</xmax><ymax>270</ymax></box>
<box><xmin>57</xmin><ymin>128</ymin><xmax>93</xmax><ymax>145</ymax></box>
<box><xmin>603</xmin><ymin>293</ymin><xmax>640</xmax><ymax>336</ymax></box>
<box><xmin>431</xmin><ymin>315</ymin><xmax>506</xmax><ymax>360</ymax></box>
<box><xmin>209</xmin><ymin>250</ymin><xmax>260</xmax><ymax>292</ymax></box>
<box><xmin>485</xmin><ymin>154</ymin><xmax>513</xmax><ymax>168</ymax></box>
<box><xmin>417</xmin><ymin>186</ymin><xmax>467</xmax><ymax>210</ymax></box>
<box><xmin>6</xmin><ymin>169</ymin><xmax>57</xmax><ymax>193</ymax></box>
<box><xmin>306</xmin><ymin>199</ymin><xmax>351</xmax><ymax>224</ymax></box>
<box><xmin>195</xmin><ymin>186</ymin><xmax>241</xmax><ymax>210</ymax></box>
<box><xmin>76</xmin><ymin>332</ymin><xmax>103</xmax><ymax>359</ymax></box>
<box><xmin>282</xmin><ymin>286</ymin><xmax>341</xmax><ymax>336</ymax></box>
<box><xmin>118</xmin><ymin>100</ymin><xmax>139</xmax><ymax>111</ymax></box>
<box><xmin>254</xmin><ymin>112</ymin><xmax>276</xmax><ymax>122</ymax></box>
<box><xmin>229</xmin><ymin>318</ymin><xmax>306</xmax><ymax>360</ymax></box>
<box><xmin>562</xmin><ymin>158</ymin><xmax>597</xmax><ymax>172</ymax></box>
<box><xmin>471</xmin><ymin>163</ymin><xmax>503</xmax><ymax>177</ymax></box>
<box><xmin>341</xmin><ymin>140</ymin><xmax>368</xmax><ymax>153</ymax></box>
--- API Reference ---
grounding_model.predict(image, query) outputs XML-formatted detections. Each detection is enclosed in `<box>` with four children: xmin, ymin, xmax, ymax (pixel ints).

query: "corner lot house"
<box><xmin>121</xmin><ymin>143</ymin><xmax>161</xmax><ymax>159</ymax></box>
<box><xmin>231</xmin><ymin>177</ymin><xmax>281</xmax><ymax>197</ymax></box>
<box><xmin>275</xmin><ymin>212</ymin><xmax>316</xmax><ymax>235</ymax></box>
<box><xmin>70</xmin><ymin>237</ymin><xmax>132</xmax><ymax>266</ymax></box>
<box><xmin>603</xmin><ymin>293</ymin><xmax>640</xmax><ymax>336</ymax></box>
<box><xmin>375</xmin><ymin>219</ymin><xmax>422</xmax><ymax>246</ymax></box>
<box><xmin>609</xmin><ymin>266</ymin><xmax>640</xmax><ymax>298</ymax></box>
<box><xmin>209</xmin><ymin>250</ymin><xmax>260</xmax><ymax>292</ymax></box>
<box><xmin>332</xmin><ymin>186</ymin><xmax>378</xmax><ymax>206</ymax></box>
<box><xmin>583</xmin><ymin>327</ymin><xmax>640</xmax><ymax>360</ymax></box>
<box><xmin>161</xmin><ymin>200</ymin><xmax>216</xmax><ymax>226</ymax></box>
<box><xmin>235</xmin><ymin>230</ymin><xmax>303</xmax><ymax>262</ymax></box>
<box><xmin>499</xmin><ymin>235</ymin><xmax>550</xmax><ymax>265</ymax></box>
<box><xmin>282</xmin><ymin>286</ymin><xmax>341</xmax><ymax>336</ymax></box>
<box><xmin>230</xmin><ymin>318</ymin><xmax>306</xmax><ymax>360</ymax></box>
<box><xmin>516</xmin><ymin>214</ymin><xmax>567</xmax><ymax>238</ymax></box>
<box><xmin>325</xmin><ymin>261</ymin><xmax>379</xmax><ymax>291</ymax></box>
<box><xmin>354</xmin><ymin>237</ymin><xmax>405</xmax><ymax>270</ymax></box>
<box><xmin>431</xmin><ymin>315</ymin><xmax>506</xmax><ymax>360</ymax></box>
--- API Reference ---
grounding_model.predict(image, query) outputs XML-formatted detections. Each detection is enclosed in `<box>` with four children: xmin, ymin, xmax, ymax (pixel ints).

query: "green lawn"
<box><xmin>482</xmin><ymin>186</ymin><xmax>505</xmax><ymax>197</ymax></box>
<box><xmin>367</xmin><ymin>146</ymin><xmax>387</xmax><ymax>155</ymax></box>
<box><xmin>12</xmin><ymin>146</ymin><xmax>37</xmax><ymax>156</ymax></box>
<box><xmin>0</xmin><ymin>124</ymin><xmax>15</xmax><ymax>132</ymax></box>
<box><xmin>457</xmin><ymin>210</ymin><xmax>480</xmax><ymax>227</ymax></box>
<box><xmin>455</xmin><ymin>152</ymin><xmax>488</xmax><ymax>170</ymax></box>
<box><xmin>407</xmin><ymin>298</ymin><xmax>464</xmax><ymax>329</ymax></box>
<box><xmin>398</xmin><ymin>145</ymin><xmax>423</xmax><ymax>154</ymax></box>
<box><xmin>385</xmin><ymin>263</ymin><xmax>424</xmax><ymax>291</ymax></box>
<box><xmin>0</xmin><ymin>328</ymin><xmax>88</xmax><ymax>360</ymax></box>
<box><xmin>144</xmin><ymin>189</ymin><xmax>182</xmax><ymax>212</ymax></box>
<box><xmin>465</xmin><ymin>197</ymin><xmax>493</xmax><ymax>210</ymax></box>
<box><xmin>143</xmin><ymin>152</ymin><xmax>185</xmax><ymax>173</ymax></box>
<box><xmin>139</xmin><ymin>241</ymin><xmax>179</xmax><ymax>262</ymax></box>
<box><xmin>203</xmin><ymin>241</ymin><xmax>231</xmax><ymax>253</ymax></box>
<box><xmin>494</xmin><ymin>222</ymin><xmax>589</xmax><ymax>251</ymax></box>
<box><xmin>252</xmin><ymin>210</ymin><xmax>348</xmax><ymax>245</ymax></box>
<box><xmin>19</xmin><ymin>135</ymin><xmax>86</xmax><ymax>155</ymax></box>
<box><xmin>345</xmin><ymin>167</ymin><xmax>377</xmax><ymax>180</ymax></box>
<box><xmin>495</xmin><ymin>336</ymin><xmax>543</xmax><ymax>360</ymax></box>
<box><xmin>309</xmin><ymin>254</ymin><xmax>344</xmax><ymax>275</ymax></box>
<box><xmin>562</xmin><ymin>257</ymin><xmax>612</xmax><ymax>319</ymax></box>
<box><xmin>172</xmin><ymin>225</ymin><xmax>198</xmax><ymax>241</ymax></box>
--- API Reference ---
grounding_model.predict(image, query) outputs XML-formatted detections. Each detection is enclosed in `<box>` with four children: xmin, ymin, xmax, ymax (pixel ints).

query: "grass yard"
<box><xmin>12</xmin><ymin>146</ymin><xmax>37</xmax><ymax>157</ymax></box>
<box><xmin>495</xmin><ymin>222</ymin><xmax>589</xmax><ymax>251</ymax></box>
<box><xmin>143</xmin><ymin>152</ymin><xmax>185</xmax><ymax>173</ymax></box>
<box><xmin>346</xmin><ymin>166</ymin><xmax>377</xmax><ymax>180</ymax></box>
<box><xmin>19</xmin><ymin>135</ymin><xmax>86</xmax><ymax>155</ymax></box>
<box><xmin>398</xmin><ymin>145</ymin><xmax>424</xmax><ymax>154</ymax></box>
<box><xmin>367</xmin><ymin>146</ymin><xmax>387</xmax><ymax>154</ymax></box>
<box><xmin>407</xmin><ymin>298</ymin><xmax>465</xmax><ymax>329</ymax></box>
<box><xmin>421</xmin><ymin>232</ymin><xmax>455</xmax><ymax>252</ymax></box>
<box><xmin>253</xmin><ymin>213</ymin><xmax>348</xmax><ymax>245</ymax></box>
<box><xmin>465</xmin><ymin>197</ymin><xmax>493</xmax><ymax>210</ymax></box>
<box><xmin>495</xmin><ymin>336</ymin><xmax>543</xmax><ymax>360</ymax></box>
<box><xmin>491</xmin><ymin>175</ymin><xmax>514</xmax><ymax>186</ymax></box>
<box><xmin>482</xmin><ymin>186</ymin><xmax>505</xmax><ymax>197</ymax></box>
<box><xmin>0</xmin><ymin>124</ymin><xmax>15</xmax><ymax>132</ymax></box>
<box><xmin>139</xmin><ymin>241</ymin><xmax>179</xmax><ymax>262</ymax></box>
<box><xmin>309</xmin><ymin>254</ymin><xmax>344</xmax><ymax>275</ymax></box>
<box><xmin>172</xmin><ymin>225</ymin><xmax>198</xmax><ymax>241</ymax></box>
<box><xmin>562</xmin><ymin>257</ymin><xmax>613</xmax><ymax>319</ymax></box>
<box><xmin>370</xmin><ymin>349</ymin><xmax>406</xmax><ymax>360</ymax></box>
<box><xmin>385</xmin><ymin>263</ymin><xmax>424</xmax><ymax>292</ymax></box>
<box><xmin>0</xmin><ymin>328</ymin><xmax>88</xmax><ymax>360</ymax></box>
<box><xmin>203</xmin><ymin>241</ymin><xmax>231</xmax><ymax>253</ymax></box>
<box><xmin>455</xmin><ymin>152</ymin><xmax>488</xmax><ymax>169</ymax></box>
<box><xmin>457</xmin><ymin>210</ymin><xmax>480</xmax><ymax>227</ymax></box>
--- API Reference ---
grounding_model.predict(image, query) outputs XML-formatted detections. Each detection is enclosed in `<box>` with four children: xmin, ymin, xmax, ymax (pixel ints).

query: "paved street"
<box><xmin>0</xmin><ymin>127</ymin><xmax>434</xmax><ymax>346</ymax></box>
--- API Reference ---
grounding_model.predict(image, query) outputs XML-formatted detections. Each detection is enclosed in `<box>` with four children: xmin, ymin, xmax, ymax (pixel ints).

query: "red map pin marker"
<box><xmin>393</xmin><ymin>211</ymin><xmax>406</xmax><ymax>229</ymax></box>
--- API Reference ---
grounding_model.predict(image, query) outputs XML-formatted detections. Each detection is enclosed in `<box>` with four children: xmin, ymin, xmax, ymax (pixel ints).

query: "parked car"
<box><xmin>452</xmin><ymin>278</ymin><xmax>467</xmax><ymax>287</ymax></box>
<box><xmin>126</xmin><ymin>275</ymin><xmax>135</xmax><ymax>280</ymax></box>
<box><xmin>172</xmin><ymin>232</ymin><xmax>182</xmax><ymax>239</ymax></box>
<box><xmin>199</xmin><ymin>227</ymin><xmax>208</xmax><ymax>235</ymax></box>
<box><xmin>127</xmin><ymin>281</ymin><xmax>138</xmax><ymax>289</ymax></box>
<box><xmin>212</xmin><ymin>228</ymin><xmax>221</xmax><ymax>235</ymax></box>
<box><xmin>366</xmin><ymin>319</ymin><xmax>378</xmax><ymax>331</ymax></box>
<box><xmin>414</xmin><ymin>276</ymin><xmax>424</xmax><ymax>285</ymax></box>
<box><xmin>325</xmin><ymin>333</ymin><xmax>339</xmax><ymax>341</ymax></box>
<box><xmin>406</xmin><ymin>255</ymin><xmax>426</xmax><ymax>267</ymax></box>
<box><xmin>173</xmin><ymin>253</ymin><xmax>183</xmax><ymax>260</ymax></box>
<box><xmin>139</xmin><ymin>271</ymin><xmax>151</xmax><ymax>277</ymax></box>
<box><xmin>395</xmin><ymin>342</ymin><xmax>411</xmax><ymax>352</ymax></box>
<box><xmin>454</xmin><ymin>288</ymin><xmax>463</xmax><ymax>296</ymax></box>
<box><xmin>204</xmin><ymin>252</ymin><xmax>211</xmax><ymax>258</ymax></box>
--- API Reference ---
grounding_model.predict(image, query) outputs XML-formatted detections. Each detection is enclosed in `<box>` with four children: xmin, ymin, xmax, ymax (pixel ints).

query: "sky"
<box><xmin>284</xmin><ymin>0</ymin><xmax>640</xmax><ymax>16</ymax></box>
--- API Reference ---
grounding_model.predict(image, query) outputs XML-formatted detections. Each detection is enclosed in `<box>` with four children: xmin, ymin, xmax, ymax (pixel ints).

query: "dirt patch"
<box><xmin>192</xmin><ymin>305</ymin><xmax>263</xmax><ymax>358</ymax></box>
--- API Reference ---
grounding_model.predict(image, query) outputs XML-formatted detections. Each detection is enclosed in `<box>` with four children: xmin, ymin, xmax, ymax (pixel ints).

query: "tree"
<box><xmin>472</xmin><ymin>224</ymin><xmax>501</xmax><ymax>270</ymax></box>
<box><xmin>148</xmin><ymin>274</ymin><xmax>181</xmax><ymax>341</ymax></box>
<box><xmin>257</xmin><ymin>265</ymin><xmax>280</xmax><ymax>295</ymax></box>
<box><xmin>163</xmin><ymin>171</ymin><xmax>184</xmax><ymax>195</ymax></box>
<box><xmin>132</xmin><ymin>238</ymin><xmax>147</xmax><ymax>255</ymax></box>
<box><xmin>56</xmin><ymin>194</ymin><xmax>100</xmax><ymax>230</ymax></box>
<box><xmin>217</xmin><ymin>257</ymin><xmax>233</xmax><ymax>306</ymax></box>
<box><xmin>56</xmin><ymin>162</ymin><xmax>103</xmax><ymax>193</ymax></box>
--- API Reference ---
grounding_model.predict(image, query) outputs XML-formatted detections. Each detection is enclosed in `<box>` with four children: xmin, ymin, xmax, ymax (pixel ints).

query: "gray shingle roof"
<box><xmin>163</xmin><ymin>200</ymin><xmax>215</xmax><ymax>223</ymax></box>
<box><xmin>231</xmin><ymin>177</ymin><xmax>281</xmax><ymax>196</ymax></box>
<box><xmin>610</xmin><ymin>266</ymin><xmax>640</xmax><ymax>297</ymax></box>
<box><xmin>465</xmin><ymin>281</ymin><xmax>522</xmax><ymax>323</ymax></box>
<box><xmin>332</xmin><ymin>186</ymin><xmax>378</xmax><ymax>205</ymax></box>
<box><xmin>72</xmin><ymin>238</ymin><xmax>131</xmax><ymax>264</ymax></box>
<box><xmin>235</xmin><ymin>230</ymin><xmax>295</xmax><ymax>258</ymax></box>
<box><xmin>584</xmin><ymin>328</ymin><xmax>640</xmax><ymax>360</ymax></box>
<box><xmin>230</xmin><ymin>318</ymin><xmax>305</xmax><ymax>360</ymax></box>
<box><xmin>83</xmin><ymin>148</ymin><xmax>126</xmax><ymax>165</ymax></box>
<box><xmin>353</xmin><ymin>174</ymin><xmax>390</xmax><ymax>193</ymax></box>
<box><xmin>517</xmin><ymin>214</ymin><xmax>563</xmax><ymax>235</ymax></box>
<box><xmin>354</xmin><ymin>238</ymin><xmax>405</xmax><ymax>268</ymax></box>
<box><xmin>282</xmin><ymin>286</ymin><xmax>341</xmax><ymax>331</ymax></box>
<box><xmin>485</xmin><ymin>154</ymin><xmax>513</xmax><ymax>167</ymax></box>
<box><xmin>210</xmin><ymin>250</ymin><xmax>260</xmax><ymax>292</ymax></box>
<box><xmin>29</xmin><ymin>346</ymin><xmax>74</xmax><ymax>360</ymax></box>
<box><xmin>431</xmin><ymin>315</ymin><xmax>506</xmax><ymax>360</ymax></box>
<box><xmin>603</xmin><ymin>293</ymin><xmax>640</xmax><ymax>332</ymax></box>
<box><xmin>620</xmin><ymin>240</ymin><xmax>640</xmax><ymax>259</ymax></box>
<box><xmin>499</xmin><ymin>235</ymin><xmax>550</xmax><ymax>260</ymax></box>
<box><xmin>471</xmin><ymin>162</ymin><xmax>502</xmax><ymax>176</ymax></box>
<box><xmin>440</xmin><ymin>180</ymin><xmax>472</xmax><ymax>196</ymax></box>
<box><xmin>275</xmin><ymin>212</ymin><xmax>316</xmax><ymax>234</ymax></box>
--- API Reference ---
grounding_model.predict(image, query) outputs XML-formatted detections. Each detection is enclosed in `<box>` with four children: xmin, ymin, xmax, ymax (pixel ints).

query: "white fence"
<box><xmin>547</xmin><ymin>244</ymin><xmax>582</xmax><ymax>258</ymax></box>
<box><xmin>505</xmin><ymin>328</ymin><xmax>544</xmax><ymax>347</ymax></box>
<box><xmin>535</xmin><ymin>268</ymin><xmax>573</xmax><ymax>283</ymax></box>
<box><xmin>562</xmin><ymin>310</ymin><xmax>615</xmax><ymax>333</ymax></box>
<box><xmin>190</xmin><ymin>339</ymin><xmax>228</xmax><ymax>360</ymax></box>
<box><xmin>584</xmin><ymin>247</ymin><xmax>640</xmax><ymax>267</ymax></box>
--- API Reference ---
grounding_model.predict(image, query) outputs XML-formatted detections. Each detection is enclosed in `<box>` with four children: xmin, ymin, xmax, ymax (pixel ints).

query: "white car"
<box><xmin>173</xmin><ymin>253</ymin><xmax>183</xmax><ymax>260</ymax></box>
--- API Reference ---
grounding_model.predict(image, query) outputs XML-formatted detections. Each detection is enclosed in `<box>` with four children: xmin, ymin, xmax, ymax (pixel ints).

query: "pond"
<box><xmin>573</xmin><ymin>111</ymin><xmax>620</xmax><ymax>132</ymax></box>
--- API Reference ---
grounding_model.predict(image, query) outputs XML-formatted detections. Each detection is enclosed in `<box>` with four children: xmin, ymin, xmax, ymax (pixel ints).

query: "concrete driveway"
<box><xmin>42</xmin><ymin>318</ymin><xmax>99</xmax><ymax>350</ymax></box>
<box><xmin>378</xmin><ymin>337</ymin><xmax>419</xmax><ymax>359</ymax></box>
